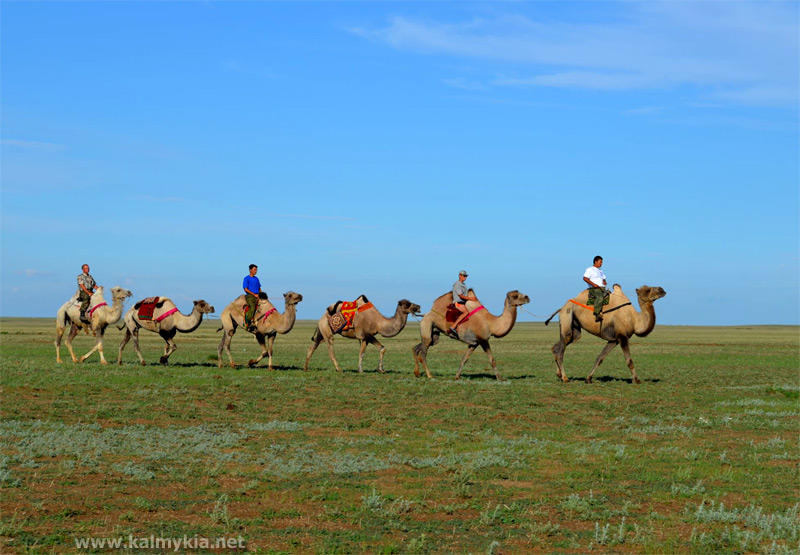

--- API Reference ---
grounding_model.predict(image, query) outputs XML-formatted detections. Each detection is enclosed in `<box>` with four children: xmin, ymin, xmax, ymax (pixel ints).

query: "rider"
<box><xmin>77</xmin><ymin>264</ymin><xmax>96</xmax><ymax>324</ymax></box>
<box><xmin>450</xmin><ymin>270</ymin><xmax>478</xmax><ymax>334</ymax></box>
<box><xmin>583</xmin><ymin>255</ymin><xmax>608</xmax><ymax>321</ymax></box>
<box><xmin>242</xmin><ymin>264</ymin><xmax>262</xmax><ymax>332</ymax></box>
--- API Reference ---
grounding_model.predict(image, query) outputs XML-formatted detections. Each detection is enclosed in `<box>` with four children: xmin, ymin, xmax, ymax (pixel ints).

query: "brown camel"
<box><xmin>544</xmin><ymin>284</ymin><xmax>666</xmax><ymax>383</ymax></box>
<box><xmin>412</xmin><ymin>289</ymin><xmax>530</xmax><ymax>380</ymax></box>
<box><xmin>116</xmin><ymin>298</ymin><xmax>215</xmax><ymax>365</ymax></box>
<box><xmin>217</xmin><ymin>291</ymin><xmax>303</xmax><ymax>369</ymax></box>
<box><xmin>55</xmin><ymin>285</ymin><xmax>133</xmax><ymax>364</ymax></box>
<box><xmin>305</xmin><ymin>297</ymin><xmax>422</xmax><ymax>373</ymax></box>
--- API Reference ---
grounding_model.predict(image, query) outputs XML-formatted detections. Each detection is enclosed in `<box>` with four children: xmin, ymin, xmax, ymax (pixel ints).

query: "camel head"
<box><xmin>283</xmin><ymin>291</ymin><xmax>303</xmax><ymax>305</ymax></box>
<box><xmin>192</xmin><ymin>300</ymin><xmax>215</xmax><ymax>314</ymax></box>
<box><xmin>110</xmin><ymin>287</ymin><xmax>133</xmax><ymax>302</ymax></box>
<box><xmin>397</xmin><ymin>299</ymin><xmax>423</xmax><ymax>317</ymax></box>
<box><xmin>505</xmin><ymin>290</ymin><xmax>530</xmax><ymax>307</ymax></box>
<box><xmin>635</xmin><ymin>285</ymin><xmax>667</xmax><ymax>303</ymax></box>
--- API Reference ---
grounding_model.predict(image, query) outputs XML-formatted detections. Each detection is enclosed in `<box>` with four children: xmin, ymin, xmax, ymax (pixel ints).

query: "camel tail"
<box><xmin>117</xmin><ymin>324</ymin><xmax>125</xmax><ymax>331</ymax></box>
<box><xmin>544</xmin><ymin>309</ymin><xmax>560</xmax><ymax>326</ymax></box>
<box><xmin>216</xmin><ymin>326</ymin><xmax>223</xmax><ymax>332</ymax></box>
<box><xmin>311</xmin><ymin>328</ymin><xmax>322</xmax><ymax>342</ymax></box>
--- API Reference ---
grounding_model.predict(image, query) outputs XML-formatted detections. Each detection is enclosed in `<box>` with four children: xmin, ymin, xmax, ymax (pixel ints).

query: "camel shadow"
<box><xmin>250</xmin><ymin>364</ymin><xmax>304</xmax><ymax>372</ymax></box>
<box><xmin>567</xmin><ymin>375</ymin><xmax>662</xmax><ymax>384</ymax></box>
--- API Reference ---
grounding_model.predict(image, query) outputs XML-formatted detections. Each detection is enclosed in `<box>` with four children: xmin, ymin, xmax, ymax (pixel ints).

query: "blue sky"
<box><xmin>2</xmin><ymin>1</ymin><xmax>798</xmax><ymax>325</ymax></box>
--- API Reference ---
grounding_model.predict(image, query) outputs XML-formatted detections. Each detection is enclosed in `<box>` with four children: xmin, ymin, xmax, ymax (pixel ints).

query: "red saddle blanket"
<box><xmin>444</xmin><ymin>303</ymin><xmax>486</xmax><ymax>326</ymax></box>
<box><xmin>137</xmin><ymin>297</ymin><xmax>160</xmax><ymax>320</ymax></box>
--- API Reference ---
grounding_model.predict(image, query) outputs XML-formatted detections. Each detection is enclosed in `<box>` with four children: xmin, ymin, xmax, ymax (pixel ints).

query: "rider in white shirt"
<box><xmin>583</xmin><ymin>256</ymin><xmax>608</xmax><ymax>321</ymax></box>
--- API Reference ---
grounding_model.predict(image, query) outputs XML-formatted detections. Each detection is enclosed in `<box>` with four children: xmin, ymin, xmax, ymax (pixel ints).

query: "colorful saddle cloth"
<box><xmin>444</xmin><ymin>303</ymin><xmax>486</xmax><ymax>327</ymax></box>
<box><xmin>136</xmin><ymin>297</ymin><xmax>160</xmax><ymax>320</ymax></box>
<box><xmin>329</xmin><ymin>300</ymin><xmax>374</xmax><ymax>333</ymax></box>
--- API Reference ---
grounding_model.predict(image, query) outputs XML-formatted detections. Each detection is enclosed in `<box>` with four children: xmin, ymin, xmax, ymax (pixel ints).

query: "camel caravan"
<box><xmin>55</xmin><ymin>259</ymin><xmax>666</xmax><ymax>382</ymax></box>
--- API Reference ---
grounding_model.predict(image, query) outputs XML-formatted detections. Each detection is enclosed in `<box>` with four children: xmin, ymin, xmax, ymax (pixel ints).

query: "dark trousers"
<box><xmin>78</xmin><ymin>291</ymin><xmax>91</xmax><ymax>318</ymax></box>
<box><xmin>587</xmin><ymin>287</ymin><xmax>608</xmax><ymax>317</ymax></box>
<box><xmin>244</xmin><ymin>293</ymin><xmax>258</xmax><ymax>325</ymax></box>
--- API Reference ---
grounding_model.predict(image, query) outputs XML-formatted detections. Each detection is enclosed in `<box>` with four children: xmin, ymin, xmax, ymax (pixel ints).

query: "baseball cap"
<box><xmin>459</xmin><ymin>270</ymin><xmax>468</xmax><ymax>276</ymax></box>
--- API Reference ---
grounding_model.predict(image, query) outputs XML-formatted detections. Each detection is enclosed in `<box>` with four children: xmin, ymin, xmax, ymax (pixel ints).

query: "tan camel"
<box><xmin>412</xmin><ymin>289</ymin><xmax>530</xmax><ymax>380</ymax></box>
<box><xmin>544</xmin><ymin>284</ymin><xmax>667</xmax><ymax>383</ymax></box>
<box><xmin>116</xmin><ymin>298</ymin><xmax>215</xmax><ymax>365</ymax></box>
<box><xmin>55</xmin><ymin>285</ymin><xmax>133</xmax><ymax>364</ymax></box>
<box><xmin>305</xmin><ymin>297</ymin><xmax>422</xmax><ymax>373</ymax></box>
<box><xmin>217</xmin><ymin>291</ymin><xmax>303</xmax><ymax>369</ymax></box>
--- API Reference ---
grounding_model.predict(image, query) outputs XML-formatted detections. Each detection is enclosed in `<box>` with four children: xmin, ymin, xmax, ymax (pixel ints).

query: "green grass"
<box><xmin>1</xmin><ymin>318</ymin><xmax>798</xmax><ymax>552</ymax></box>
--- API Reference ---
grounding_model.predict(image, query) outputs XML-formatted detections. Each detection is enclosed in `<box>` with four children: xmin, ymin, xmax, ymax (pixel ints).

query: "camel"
<box><xmin>412</xmin><ymin>289</ymin><xmax>530</xmax><ymax>380</ymax></box>
<box><xmin>217</xmin><ymin>291</ymin><xmax>303</xmax><ymax>369</ymax></box>
<box><xmin>304</xmin><ymin>297</ymin><xmax>422</xmax><ymax>373</ymax></box>
<box><xmin>544</xmin><ymin>284</ymin><xmax>667</xmax><ymax>383</ymax></box>
<box><xmin>55</xmin><ymin>285</ymin><xmax>133</xmax><ymax>364</ymax></box>
<box><xmin>116</xmin><ymin>298</ymin><xmax>215</xmax><ymax>365</ymax></box>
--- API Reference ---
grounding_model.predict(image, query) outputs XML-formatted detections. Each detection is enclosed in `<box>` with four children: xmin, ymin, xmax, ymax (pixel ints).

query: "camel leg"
<box><xmin>266</xmin><ymin>334</ymin><xmax>276</xmax><ymax>370</ymax></box>
<box><xmin>357</xmin><ymin>340</ymin><xmax>368</xmax><ymax>373</ymax></box>
<box><xmin>478</xmin><ymin>339</ymin><xmax>502</xmax><ymax>380</ymax></box>
<box><xmin>65</xmin><ymin>324</ymin><xmax>81</xmax><ymax>363</ymax></box>
<box><xmin>586</xmin><ymin>340</ymin><xmax>619</xmax><ymax>383</ymax></box>
<box><xmin>218</xmin><ymin>328</ymin><xmax>237</xmax><ymax>369</ymax></box>
<box><xmin>160</xmin><ymin>330</ymin><xmax>178</xmax><ymax>365</ymax></box>
<box><xmin>130</xmin><ymin>327</ymin><xmax>146</xmax><ymax>366</ymax></box>
<box><xmin>304</xmin><ymin>328</ymin><xmax>324</xmax><ymax>371</ymax></box>
<box><xmin>325</xmin><ymin>337</ymin><xmax>342</xmax><ymax>373</ymax></box>
<box><xmin>552</xmin><ymin>310</ymin><xmax>580</xmax><ymax>383</ymax></box>
<box><xmin>365</xmin><ymin>336</ymin><xmax>386</xmax><ymax>373</ymax></box>
<box><xmin>56</xmin><ymin>326</ymin><xmax>66</xmax><ymax>364</ymax></box>
<box><xmin>619</xmin><ymin>337</ymin><xmax>640</xmax><ymax>384</ymax></box>
<box><xmin>248</xmin><ymin>333</ymin><xmax>268</xmax><ymax>368</ymax></box>
<box><xmin>117</xmin><ymin>327</ymin><xmax>131</xmax><ymax>365</ymax></box>
<box><xmin>412</xmin><ymin>318</ymin><xmax>436</xmax><ymax>379</ymax></box>
<box><xmin>80</xmin><ymin>329</ymin><xmax>108</xmax><ymax>364</ymax></box>
<box><xmin>455</xmin><ymin>344</ymin><xmax>478</xmax><ymax>380</ymax></box>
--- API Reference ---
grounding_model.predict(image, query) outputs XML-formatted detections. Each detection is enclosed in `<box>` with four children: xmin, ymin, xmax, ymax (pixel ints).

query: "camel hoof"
<box><xmin>561</xmin><ymin>377</ymin><xmax>569</xmax><ymax>383</ymax></box>
<box><xmin>100</xmin><ymin>361</ymin><xmax>108</xmax><ymax>366</ymax></box>
<box><xmin>247</xmin><ymin>360</ymin><xmax>257</xmax><ymax>368</ymax></box>
<box><xmin>586</xmin><ymin>377</ymin><xmax>592</xmax><ymax>384</ymax></box>
<box><xmin>634</xmin><ymin>377</ymin><xmax>641</xmax><ymax>384</ymax></box>
<box><xmin>159</xmin><ymin>357</ymin><xmax>168</xmax><ymax>365</ymax></box>
<box><xmin>141</xmin><ymin>361</ymin><xmax>147</xmax><ymax>367</ymax></box>
<box><xmin>413</xmin><ymin>370</ymin><xmax>420</xmax><ymax>378</ymax></box>
<box><xmin>229</xmin><ymin>363</ymin><xmax>237</xmax><ymax>369</ymax></box>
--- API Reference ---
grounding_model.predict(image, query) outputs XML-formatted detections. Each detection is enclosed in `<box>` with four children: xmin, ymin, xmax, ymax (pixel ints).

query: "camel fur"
<box><xmin>217</xmin><ymin>291</ymin><xmax>303</xmax><ymax>369</ymax></box>
<box><xmin>55</xmin><ymin>285</ymin><xmax>133</xmax><ymax>364</ymax></box>
<box><xmin>545</xmin><ymin>284</ymin><xmax>666</xmax><ymax>383</ymax></box>
<box><xmin>117</xmin><ymin>298</ymin><xmax>215</xmax><ymax>365</ymax></box>
<box><xmin>412</xmin><ymin>289</ymin><xmax>530</xmax><ymax>380</ymax></box>
<box><xmin>305</xmin><ymin>297</ymin><xmax>421</xmax><ymax>373</ymax></box>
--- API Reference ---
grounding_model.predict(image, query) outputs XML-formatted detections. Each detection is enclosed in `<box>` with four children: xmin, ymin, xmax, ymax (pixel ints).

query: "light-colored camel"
<box><xmin>217</xmin><ymin>292</ymin><xmax>303</xmax><ymax>369</ymax></box>
<box><xmin>116</xmin><ymin>298</ymin><xmax>215</xmax><ymax>365</ymax></box>
<box><xmin>412</xmin><ymin>289</ymin><xmax>530</xmax><ymax>380</ymax></box>
<box><xmin>55</xmin><ymin>285</ymin><xmax>133</xmax><ymax>364</ymax></box>
<box><xmin>544</xmin><ymin>284</ymin><xmax>666</xmax><ymax>383</ymax></box>
<box><xmin>305</xmin><ymin>297</ymin><xmax>422</xmax><ymax>373</ymax></box>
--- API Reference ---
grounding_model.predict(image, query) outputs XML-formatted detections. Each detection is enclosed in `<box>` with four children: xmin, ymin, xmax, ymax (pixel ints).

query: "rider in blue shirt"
<box><xmin>243</xmin><ymin>264</ymin><xmax>262</xmax><ymax>331</ymax></box>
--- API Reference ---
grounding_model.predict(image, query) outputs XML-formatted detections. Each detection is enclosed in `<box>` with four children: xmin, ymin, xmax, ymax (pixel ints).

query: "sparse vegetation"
<box><xmin>0</xmin><ymin>318</ymin><xmax>797</xmax><ymax>552</ymax></box>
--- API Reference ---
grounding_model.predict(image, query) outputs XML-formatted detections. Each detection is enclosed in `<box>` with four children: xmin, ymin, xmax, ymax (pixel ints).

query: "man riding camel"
<box><xmin>450</xmin><ymin>270</ymin><xmax>478</xmax><ymax>335</ymax></box>
<box><xmin>76</xmin><ymin>264</ymin><xmax>96</xmax><ymax>324</ymax></box>
<box><xmin>242</xmin><ymin>264</ymin><xmax>262</xmax><ymax>332</ymax></box>
<box><xmin>583</xmin><ymin>255</ymin><xmax>608</xmax><ymax>322</ymax></box>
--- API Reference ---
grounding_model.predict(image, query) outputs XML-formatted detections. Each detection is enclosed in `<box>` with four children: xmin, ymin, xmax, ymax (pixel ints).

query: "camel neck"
<box><xmin>633</xmin><ymin>300</ymin><xmax>656</xmax><ymax>336</ymax></box>
<box><xmin>488</xmin><ymin>300</ymin><xmax>518</xmax><ymax>338</ymax></box>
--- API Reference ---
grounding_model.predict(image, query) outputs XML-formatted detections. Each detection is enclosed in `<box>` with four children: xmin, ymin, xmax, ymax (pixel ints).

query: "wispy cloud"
<box><xmin>2</xmin><ymin>139</ymin><xmax>66</xmax><ymax>151</ymax></box>
<box><xmin>625</xmin><ymin>106</ymin><xmax>665</xmax><ymax>116</ymax></box>
<box><xmin>350</xmin><ymin>3</ymin><xmax>798</xmax><ymax>107</ymax></box>
<box><xmin>17</xmin><ymin>269</ymin><xmax>54</xmax><ymax>277</ymax></box>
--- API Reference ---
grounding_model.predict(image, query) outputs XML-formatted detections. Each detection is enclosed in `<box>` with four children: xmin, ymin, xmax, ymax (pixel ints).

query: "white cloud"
<box><xmin>2</xmin><ymin>139</ymin><xmax>66</xmax><ymax>151</ymax></box>
<box><xmin>351</xmin><ymin>3</ymin><xmax>798</xmax><ymax>107</ymax></box>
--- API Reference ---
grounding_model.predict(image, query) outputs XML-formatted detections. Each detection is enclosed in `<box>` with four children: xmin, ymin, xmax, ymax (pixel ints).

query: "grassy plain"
<box><xmin>1</xmin><ymin>317</ymin><xmax>798</xmax><ymax>553</ymax></box>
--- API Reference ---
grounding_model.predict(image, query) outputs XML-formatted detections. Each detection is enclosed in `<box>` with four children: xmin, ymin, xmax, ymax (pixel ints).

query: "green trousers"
<box><xmin>587</xmin><ymin>287</ymin><xmax>609</xmax><ymax>317</ymax></box>
<box><xmin>78</xmin><ymin>291</ymin><xmax>91</xmax><ymax>319</ymax></box>
<box><xmin>244</xmin><ymin>293</ymin><xmax>258</xmax><ymax>325</ymax></box>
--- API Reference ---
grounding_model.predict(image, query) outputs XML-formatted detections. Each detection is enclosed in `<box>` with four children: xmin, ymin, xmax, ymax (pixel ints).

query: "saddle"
<box><xmin>328</xmin><ymin>300</ymin><xmax>374</xmax><ymax>333</ymax></box>
<box><xmin>443</xmin><ymin>303</ymin><xmax>486</xmax><ymax>328</ymax></box>
<box><xmin>135</xmin><ymin>297</ymin><xmax>161</xmax><ymax>321</ymax></box>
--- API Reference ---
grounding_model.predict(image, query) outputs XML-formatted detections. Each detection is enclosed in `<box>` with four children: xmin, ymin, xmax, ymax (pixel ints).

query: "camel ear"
<box><xmin>156</xmin><ymin>301</ymin><xmax>165</xmax><ymax>308</ymax></box>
